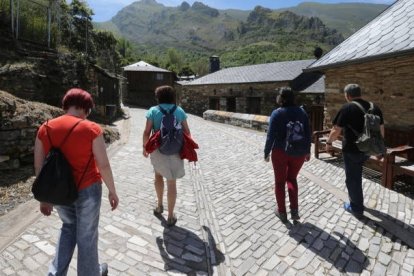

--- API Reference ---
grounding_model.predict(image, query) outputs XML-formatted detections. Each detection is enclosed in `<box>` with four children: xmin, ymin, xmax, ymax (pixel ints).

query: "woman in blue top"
<box><xmin>143</xmin><ymin>86</ymin><xmax>191</xmax><ymax>226</ymax></box>
<box><xmin>264</xmin><ymin>87</ymin><xmax>311</xmax><ymax>223</ymax></box>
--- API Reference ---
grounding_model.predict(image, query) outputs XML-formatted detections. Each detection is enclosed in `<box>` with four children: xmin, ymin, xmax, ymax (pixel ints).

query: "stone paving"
<box><xmin>1</xmin><ymin>107</ymin><xmax>414</xmax><ymax>275</ymax></box>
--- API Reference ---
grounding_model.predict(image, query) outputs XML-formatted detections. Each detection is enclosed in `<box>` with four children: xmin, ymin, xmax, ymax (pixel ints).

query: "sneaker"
<box><xmin>291</xmin><ymin>209</ymin><xmax>300</xmax><ymax>221</ymax></box>
<box><xmin>100</xmin><ymin>263</ymin><xmax>108</xmax><ymax>276</ymax></box>
<box><xmin>153</xmin><ymin>205</ymin><xmax>164</xmax><ymax>215</ymax></box>
<box><xmin>343</xmin><ymin>202</ymin><xmax>363</xmax><ymax>219</ymax></box>
<box><xmin>275</xmin><ymin>209</ymin><xmax>288</xmax><ymax>223</ymax></box>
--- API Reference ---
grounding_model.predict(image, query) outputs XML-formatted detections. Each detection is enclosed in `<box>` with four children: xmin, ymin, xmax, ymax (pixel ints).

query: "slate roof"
<box><xmin>300</xmin><ymin>75</ymin><xmax>325</xmax><ymax>93</ymax></box>
<box><xmin>290</xmin><ymin>72</ymin><xmax>325</xmax><ymax>93</ymax></box>
<box><xmin>183</xmin><ymin>59</ymin><xmax>315</xmax><ymax>85</ymax></box>
<box><xmin>308</xmin><ymin>0</ymin><xmax>414</xmax><ymax>71</ymax></box>
<box><xmin>123</xmin><ymin>61</ymin><xmax>170</xmax><ymax>72</ymax></box>
<box><xmin>301</xmin><ymin>75</ymin><xmax>325</xmax><ymax>93</ymax></box>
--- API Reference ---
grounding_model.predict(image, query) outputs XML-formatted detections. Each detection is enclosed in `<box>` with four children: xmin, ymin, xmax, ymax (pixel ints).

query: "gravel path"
<box><xmin>0</xmin><ymin>166</ymin><xmax>34</xmax><ymax>217</ymax></box>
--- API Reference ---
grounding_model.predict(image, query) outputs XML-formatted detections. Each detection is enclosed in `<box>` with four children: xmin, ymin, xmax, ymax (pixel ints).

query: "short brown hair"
<box><xmin>155</xmin><ymin>86</ymin><xmax>176</xmax><ymax>104</ymax></box>
<box><xmin>344</xmin><ymin>84</ymin><xmax>361</xmax><ymax>97</ymax></box>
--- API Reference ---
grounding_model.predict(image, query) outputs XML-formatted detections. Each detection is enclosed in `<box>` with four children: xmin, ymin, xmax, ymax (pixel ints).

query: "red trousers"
<box><xmin>271</xmin><ymin>149</ymin><xmax>306</xmax><ymax>214</ymax></box>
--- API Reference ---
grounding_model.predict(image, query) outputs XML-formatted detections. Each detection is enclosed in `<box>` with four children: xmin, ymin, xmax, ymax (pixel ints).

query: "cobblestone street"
<box><xmin>1</xmin><ymin>107</ymin><xmax>414</xmax><ymax>275</ymax></box>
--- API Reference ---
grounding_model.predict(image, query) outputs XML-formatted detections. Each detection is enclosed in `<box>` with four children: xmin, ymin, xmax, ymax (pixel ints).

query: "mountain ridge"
<box><xmin>94</xmin><ymin>1</ymin><xmax>388</xmax><ymax>69</ymax></box>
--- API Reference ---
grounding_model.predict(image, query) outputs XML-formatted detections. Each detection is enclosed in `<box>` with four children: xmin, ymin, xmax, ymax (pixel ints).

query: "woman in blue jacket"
<box><xmin>264</xmin><ymin>87</ymin><xmax>311</xmax><ymax>223</ymax></box>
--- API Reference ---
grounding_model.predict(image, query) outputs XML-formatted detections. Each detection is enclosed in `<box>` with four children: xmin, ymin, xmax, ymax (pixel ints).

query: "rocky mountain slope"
<box><xmin>277</xmin><ymin>2</ymin><xmax>388</xmax><ymax>37</ymax></box>
<box><xmin>95</xmin><ymin>0</ymin><xmax>387</xmax><ymax>66</ymax></box>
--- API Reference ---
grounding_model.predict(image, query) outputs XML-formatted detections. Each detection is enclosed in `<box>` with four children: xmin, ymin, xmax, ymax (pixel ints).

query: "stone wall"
<box><xmin>0</xmin><ymin>43</ymin><xmax>123</xmax><ymax>121</ymax></box>
<box><xmin>203</xmin><ymin>110</ymin><xmax>269</xmax><ymax>132</ymax></box>
<box><xmin>0</xmin><ymin>53</ymin><xmax>89</xmax><ymax>107</ymax></box>
<box><xmin>0</xmin><ymin>91</ymin><xmax>64</xmax><ymax>170</ymax></box>
<box><xmin>177</xmin><ymin>82</ymin><xmax>322</xmax><ymax>117</ymax></box>
<box><xmin>177</xmin><ymin>82</ymin><xmax>289</xmax><ymax>117</ymax></box>
<box><xmin>0</xmin><ymin>91</ymin><xmax>120</xmax><ymax>171</ymax></box>
<box><xmin>323</xmin><ymin>54</ymin><xmax>414</xmax><ymax>129</ymax></box>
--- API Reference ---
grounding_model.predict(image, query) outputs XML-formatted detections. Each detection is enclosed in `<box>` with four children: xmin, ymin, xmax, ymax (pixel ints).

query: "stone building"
<box><xmin>177</xmin><ymin>59</ymin><xmax>325</xmax><ymax>131</ymax></box>
<box><xmin>90</xmin><ymin>65</ymin><xmax>125</xmax><ymax>122</ymax></box>
<box><xmin>306</xmin><ymin>0</ymin><xmax>414</xmax><ymax>144</ymax></box>
<box><xmin>0</xmin><ymin>44</ymin><xmax>124</xmax><ymax>123</ymax></box>
<box><xmin>123</xmin><ymin>61</ymin><xmax>175</xmax><ymax>107</ymax></box>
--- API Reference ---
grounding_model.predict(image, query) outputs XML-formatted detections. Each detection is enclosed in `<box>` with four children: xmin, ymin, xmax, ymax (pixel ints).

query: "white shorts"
<box><xmin>150</xmin><ymin>149</ymin><xmax>185</xmax><ymax>180</ymax></box>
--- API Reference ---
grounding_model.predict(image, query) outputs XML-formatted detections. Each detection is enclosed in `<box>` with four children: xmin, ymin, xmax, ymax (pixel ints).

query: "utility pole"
<box><xmin>47</xmin><ymin>6</ymin><xmax>51</xmax><ymax>48</ymax></box>
<box><xmin>85</xmin><ymin>16</ymin><xmax>88</xmax><ymax>56</ymax></box>
<box><xmin>55</xmin><ymin>0</ymin><xmax>61</xmax><ymax>47</ymax></box>
<box><xmin>10</xmin><ymin>0</ymin><xmax>14</xmax><ymax>38</ymax></box>
<box><xmin>15</xmin><ymin>0</ymin><xmax>19</xmax><ymax>39</ymax></box>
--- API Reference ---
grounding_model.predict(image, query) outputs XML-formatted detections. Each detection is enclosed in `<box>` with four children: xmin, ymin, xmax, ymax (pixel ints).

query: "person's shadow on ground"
<box><xmin>319</xmin><ymin>156</ymin><xmax>414</xmax><ymax>200</ymax></box>
<box><xmin>288</xmin><ymin>222</ymin><xmax>369</xmax><ymax>273</ymax></box>
<box><xmin>363</xmin><ymin>207</ymin><xmax>414</xmax><ymax>249</ymax></box>
<box><xmin>155</xmin><ymin>215</ymin><xmax>225</xmax><ymax>275</ymax></box>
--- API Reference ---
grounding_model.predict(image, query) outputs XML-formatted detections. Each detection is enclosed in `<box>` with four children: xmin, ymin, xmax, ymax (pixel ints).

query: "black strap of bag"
<box><xmin>45</xmin><ymin>119</ymin><xmax>92</xmax><ymax>188</ymax></box>
<box><xmin>347</xmin><ymin>101</ymin><xmax>372</xmax><ymax>137</ymax></box>
<box><xmin>158</xmin><ymin>105</ymin><xmax>177</xmax><ymax>115</ymax></box>
<box><xmin>77</xmin><ymin>154</ymin><xmax>93</xmax><ymax>187</ymax></box>
<box><xmin>45</xmin><ymin>119</ymin><xmax>84</xmax><ymax>148</ymax></box>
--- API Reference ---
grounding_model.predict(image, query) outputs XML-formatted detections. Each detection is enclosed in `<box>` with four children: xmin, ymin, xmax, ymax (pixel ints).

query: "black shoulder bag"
<box><xmin>32</xmin><ymin>119</ymin><xmax>92</xmax><ymax>205</ymax></box>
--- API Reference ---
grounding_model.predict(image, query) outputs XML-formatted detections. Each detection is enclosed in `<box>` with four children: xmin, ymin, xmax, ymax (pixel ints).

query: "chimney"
<box><xmin>209</xmin><ymin>55</ymin><xmax>220</xmax><ymax>73</ymax></box>
<box><xmin>314</xmin><ymin>47</ymin><xmax>323</xmax><ymax>59</ymax></box>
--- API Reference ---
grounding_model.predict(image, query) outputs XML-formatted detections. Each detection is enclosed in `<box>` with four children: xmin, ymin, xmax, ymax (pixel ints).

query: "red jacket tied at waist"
<box><xmin>145</xmin><ymin>131</ymin><xmax>199</xmax><ymax>162</ymax></box>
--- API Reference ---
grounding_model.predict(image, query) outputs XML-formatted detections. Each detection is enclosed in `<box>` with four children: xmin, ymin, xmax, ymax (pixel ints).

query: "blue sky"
<box><xmin>87</xmin><ymin>0</ymin><xmax>394</xmax><ymax>22</ymax></box>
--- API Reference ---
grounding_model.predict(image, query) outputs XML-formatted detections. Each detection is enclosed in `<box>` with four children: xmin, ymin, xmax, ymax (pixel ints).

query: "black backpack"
<box><xmin>350</xmin><ymin>101</ymin><xmax>386</xmax><ymax>155</ymax></box>
<box><xmin>285</xmin><ymin>121</ymin><xmax>305</xmax><ymax>150</ymax></box>
<box><xmin>158</xmin><ymin>105</ymin><xmax>184</xmax><ymax>155</ymax></box>
<box><xmin>32</xmin><ymin>120</ymin><xmax>91</xmax><ymax>205</ymax></box>
<box><xmin>284</xmin><ymin>108</ymin><xmax>307</xmax><ymax>155</ymax></box>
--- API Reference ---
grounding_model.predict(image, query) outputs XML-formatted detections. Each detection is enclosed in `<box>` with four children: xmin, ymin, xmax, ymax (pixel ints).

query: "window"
<box><xmin>209</xmin><ymin>98</ymin><xmax>220</xmax><ymax>110</ymax></box>
<box><xmin>246</xmin><ymin>97</ymin><xmax>261</xmax><ymax>114</ymax></box>
<box><xmin>227</xmin><ymin>97</ymin><xmax>236</xmax><ymax>112</ymax></box>
<box><xmin>156</xmin><ymin>73</ymin><xmax>164</xmax><ymax>80</ymax></box>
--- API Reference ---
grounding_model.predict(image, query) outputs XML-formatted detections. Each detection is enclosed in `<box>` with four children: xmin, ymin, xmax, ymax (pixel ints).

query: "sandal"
<box><xmin>153</xmin><ymin>205</ymin><xmax>164</xmax><ymax>215</ymax></box>
<box><xmin>167</xmin><ymin>215</ymin><xmax>177</xmax><ymax>227</ymax></box>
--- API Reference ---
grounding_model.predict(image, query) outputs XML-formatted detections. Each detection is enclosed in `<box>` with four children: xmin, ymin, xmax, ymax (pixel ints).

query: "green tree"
<box><xmin>179</xmin><ymin>65</ymin><xmax>194</xmax><ymax>76</ymax></box>
<box><xmin>116</xmin><ymin>37</ymin><xmax>136</xmax><ymax>66</ymax></box>
<box><xmin>190</xmin><ymin>59</ymin><xmax>209</xmax><ymax>77</ymax></box>
<box><xmin>166</xmin><ymin>48</ymin><xmax>183</xmax><ymax>73</ymax></box>
<box><xmin>64</xmin><ymin>0</ymin><xmax>94</xmax><ymax>55</ymax></box>
<box><xmin>117</xmin><ymin>37</ymin><xmax>131</xmax><ymax>59</ymax></box>
<box><xmin>94</xmin><ymin>30</ymin><xmax>121</xmax><ymax>72</ymax></box>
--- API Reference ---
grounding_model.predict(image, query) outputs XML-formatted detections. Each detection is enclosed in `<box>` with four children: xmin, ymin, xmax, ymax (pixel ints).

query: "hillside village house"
<box><xmin>91</xmin><ymin>65</ymin><xmax>125</xmax><ymax>122</ymax></box>
<box><xmin>177</xmin><ymin>59</ymin><xmax>325</xmax><ymax>132</ymax></box>
<box><xmin>305</xmin><ymin>0</ymin><xmax>414</xmax><ymax>149</ymax></box>
<box><xmin>123</xmin><ymin>61</ymin><xmax>174</xmax><ymax>107</ymax></box>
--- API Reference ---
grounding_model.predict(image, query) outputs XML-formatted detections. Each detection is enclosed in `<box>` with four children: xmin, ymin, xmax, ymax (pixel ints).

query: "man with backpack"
<box><xmin>325</xmin><ymin>84</ymin><xmax>385</xmax><ymax>218</ymax></box>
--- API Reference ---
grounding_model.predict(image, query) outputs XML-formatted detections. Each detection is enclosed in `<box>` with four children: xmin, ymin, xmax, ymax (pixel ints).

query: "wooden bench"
<box><xmin>382</xmin><ymin>126</ymin><xmax>414</xmax><ymax>189</ymax></box>
<box><xmin>313</xmin><ymin>129</ymin><xmax>414</xmax><ymax>189</ymax></box>
<box><xmin>385</xmin><ymin>147</ymin><xmax>414</xmax><ymax>189</ymax></box>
